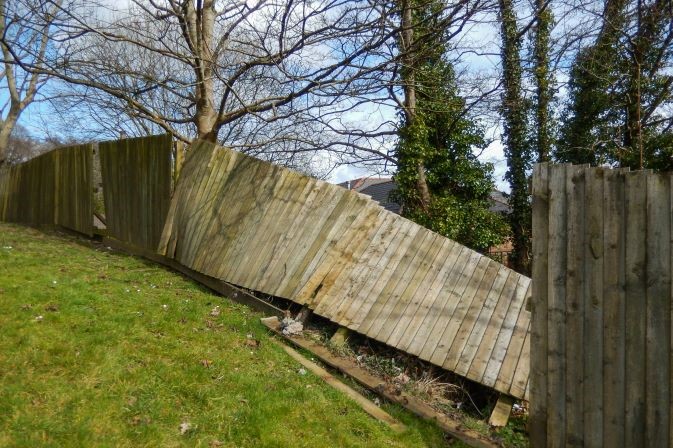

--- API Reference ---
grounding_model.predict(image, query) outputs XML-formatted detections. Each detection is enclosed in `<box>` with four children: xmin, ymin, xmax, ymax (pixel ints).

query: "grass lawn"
<box><xmin>0</xmin><ymin>223</ymin><xmax>452</xmax><ymax>448</ymax></box>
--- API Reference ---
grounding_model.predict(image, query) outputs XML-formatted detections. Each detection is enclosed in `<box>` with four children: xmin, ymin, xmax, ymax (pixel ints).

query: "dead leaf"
<box><xmin>200</xmin><ymin>359</ymin><xmax>213</xmax><ymax>368</ymax></box>
<box><xmin>45</xmin><ymin>304</ymin><xmax>59</xmax><ymax>312</ymax></box>
<box><xmin>244</xmin><ymin>339</ymin><xmax>260</xmax><ymax>349</ymax></box>
<box><xmin>209</xmin><ymin>440</ymin><xmax>224</xmax><ymax>447</ymax></box>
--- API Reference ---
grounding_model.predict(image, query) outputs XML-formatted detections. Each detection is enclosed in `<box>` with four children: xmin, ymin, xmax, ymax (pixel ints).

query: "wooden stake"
<box><xmin>488</xmin><ymin>394</ymin><xmax>515</xmax><ymax>427</ymax></box>
<box><xmin>330</xmin><ymin>327</ymin><xmax>350</xmax><ymax>347</ymax></box>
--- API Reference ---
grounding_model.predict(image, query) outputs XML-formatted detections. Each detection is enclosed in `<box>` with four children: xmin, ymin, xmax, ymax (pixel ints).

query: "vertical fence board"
<box><xmin>546</xmin><ymin>164</ymin><xmax>568</xmax><ymax>448</ymax></box>
<box><xmin>645</xmin><ymin>173</ymin><xmax>671</xmax><ymax>448</ymax></box>
<box><xmin>565</xmin><ymin>165</ymin><xmax>586</xmax><ymax>447</ymax></box>
<box><xmin>624</xmin><ymin>171</ymin><xmax>647</xmax><ymax>448</ymax></box>
<box><xmin>530</xmin><ymin>162</ymin><xmax>549</xmax><ymax>448</ymax></box>
<box><xmin>583</xmin><ymin>167</ymin><xmax>605</xmax><ymax>448</ymax></box>
<box><xmin>602</xmin><ymin>169</ymin><xmax>626</xmax><ymax>447</ymax></box>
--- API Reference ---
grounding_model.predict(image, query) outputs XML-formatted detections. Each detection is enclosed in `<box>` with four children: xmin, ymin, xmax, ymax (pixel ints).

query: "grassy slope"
<box><xmin>0</xmin><ymin>224</ymin><xmax>450</xmax><ymax>448</ymax></box>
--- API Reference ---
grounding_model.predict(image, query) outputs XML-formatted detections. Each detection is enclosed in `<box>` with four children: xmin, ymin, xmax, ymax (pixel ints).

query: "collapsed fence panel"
<box><xmin>159</xmin><ymin>141</ymin><xmax>532</xmax><ymax>400</ymax></box>
<box><xmin>99</xmin><ymin>134</ymin><xmax>173</xmax><ymax>251</ymax></box>
<box><xmin>0</xmin><ymin>144</ymin><xmax>94</xmax><ymax>236</ymax></box>
<box><xmin>530</xmin><ymin>163</ymin><xmax>673</xmax><ymax>448</ymax></box>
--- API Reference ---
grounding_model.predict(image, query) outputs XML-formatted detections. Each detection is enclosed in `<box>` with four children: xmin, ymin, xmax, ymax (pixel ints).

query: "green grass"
<box><xmin>0</xmin><ymin>224</ymin><xmax>451</xmax><ymax>448</ymax></box>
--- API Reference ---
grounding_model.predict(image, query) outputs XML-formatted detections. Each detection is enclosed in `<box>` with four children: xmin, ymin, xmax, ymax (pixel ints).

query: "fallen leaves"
<box><xmin>200</xmin><ymin>359</ymin><xmax>213</xmax><ymax>368</ymax></box>
<box><xmin>244</xmin><ymin>334</ymin><xmax>260</xmax><ymax>349</ymax></box>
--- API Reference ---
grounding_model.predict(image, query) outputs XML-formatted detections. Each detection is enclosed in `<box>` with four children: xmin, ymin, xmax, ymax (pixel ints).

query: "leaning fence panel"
<box><xmin>159</xmin><ymin>140</ymin><xmax>533</xmax><ymax>401</ymax></box>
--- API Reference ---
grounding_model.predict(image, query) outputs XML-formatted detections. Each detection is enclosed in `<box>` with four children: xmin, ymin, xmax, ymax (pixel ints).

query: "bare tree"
<box><xmin>0</xmin><ymin>0</ymin><xmax>62</xmax><ymax>166</ymax></box>
<box><xmin>8</xmin><ymin>0</ymin><xmax>405</xmax><ymax>161</ymax></box>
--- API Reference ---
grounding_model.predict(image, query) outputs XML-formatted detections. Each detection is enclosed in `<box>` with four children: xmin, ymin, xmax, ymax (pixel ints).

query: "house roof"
<box><xmin>337</xmin><ymin>177</ymin><xmax>511</xmax><ymax>215</ymax></box>
<box><xmin>337</xmin><ymin>177</ymin><xmax>400</xmax><ymax>213</ymax></box>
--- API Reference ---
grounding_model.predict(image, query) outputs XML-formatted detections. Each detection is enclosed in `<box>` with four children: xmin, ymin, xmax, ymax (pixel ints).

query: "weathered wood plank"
<box><xmin>488</xmin><ymin>394</ymin><xmax>515</xmax><ymax>427</ymax></box>
<box><xmin>317</xmin><ymin>211</ymin><xmax>397</xmax><ymax>320</ymax></box>
<box><xmin>530</xmin><ymin>162</ymin><xmax>549</xmax><ymax>447</ymax></box>
<box><xmin>313</xmin><ymin>207</ymin><xmax>388</xmax><ymax>317</ymax></box>
<box><xmin>345</xmin><ymin>219</ymin><xmax>419</xmax><ymax>331</ymax></box>
<box><xmin>256</xmin><ymin>184</ymin><xmax>343</xmax><ymax>295</ymax></box>
<box><xmin>241</xmin><ymin>178</ymin><xmax>325</xmax><ymax>290</ymax></box>
<box><xmin>492</xmin><ymin>279</ymin><xmax>531</xmax><ymax>393</ymax></box>
<box><xmin>214</xmin><ymin>165</ymin><xmax>299</xmax><ymax>283</ymax></box>
<box><xmin>546</xmin><ymin>164</ymin><xmax>568</xmax><ymax>448</ymax></box>
<box><xmin>645</xmin><ymin>172</ymin><xmax>671</xmax><ymax>448</ymax></box>
<box><xmin>480</xmin><ymin>275</ymin><xmax>529</xmax><ymax>388</ymax></box>
<box><xmin>278</xmin><ymin>192</ymin><xmax>363</xmax><ymax>299</ymax></box>
<box><xmin>371</xmin><ymin>231</ymin><xmax>444</xmax><ymax>343</ymax></box>
<box><xmin>358</xmin><ymin>227</ymin><xmax>431</xmax><ymax>337</ymax></box>
<box><xmin>276</xmin><ymin>340</ymin><xmax>406</xmax><ymax>432</ymax></box>
<box><xmin>564</xmin><ymin>164</ymin><xmax>587</xmax><ymax>447</ymax></box>
<box><xmin>191</xmin><ymin>149</ymin><xmax>255</xmax><ymax>275</ymax></box>
<box><xmin>293</xmin><ymin>197</ymin><xmax>378</xmax><ymax>307</ymax></box>
<box><xmin>602</xmin><ymin>168</ymin><xmax>626</xmax><ymax>448</ymax></box>
<box><xmin>329</xmin><ymin>213</ymin><xmax>401</xmax><ymax>323</ymax></box>
<box><xmin>583</xmin><ymin>167</ymin><xmax>604</xmax><ymax>448</ymax></box>
<box><xmin>623</xmin><ymin>170</ymin><xmax>647</xmax><ymax>448</ymax></box>
<box><xmin>510</xmin><ymin>320</ymin><xmax>530</xmax><ymax>399</ymax></box>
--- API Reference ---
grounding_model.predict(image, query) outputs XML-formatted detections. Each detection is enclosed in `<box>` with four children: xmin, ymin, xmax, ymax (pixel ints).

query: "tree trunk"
<box><xmin>533</xmin><ymin>0</ymin><xmax>552</xmax><ymax>163</ymax></box>
<box><xmin>185</xmin><ymin>0</ymin><xmax>218</xmax><ymax>141</ymax></box>
<box><xmin>0</xmin><ymin>110</ymin><xmax>20</xmax><ymax>167</ymax></box>
<box><xmin>498</xmin><ymin>0</ymin><xmax>531</xmax><ymax>274</ymax></box>
<box><xmin>400</xmin><ymin>0</ymin><xmax>431</xmax><ymax>210</ymax></box>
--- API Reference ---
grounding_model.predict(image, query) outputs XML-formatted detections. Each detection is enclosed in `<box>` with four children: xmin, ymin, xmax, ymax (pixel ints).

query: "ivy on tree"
<box><xmin>393</xmin><ymin>0</ymin><xmax>509</xmax><ymax>253</ymax></box>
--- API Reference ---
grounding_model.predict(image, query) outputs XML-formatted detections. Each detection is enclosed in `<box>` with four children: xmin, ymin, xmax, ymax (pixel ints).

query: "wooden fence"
<box><xmin>99</xmin><ymin>134</ymin><xmax>173</xmax><ymax>250</ymax></box>
<box><xmin>530</xmin><ymin>163</ymin><xmax>673</xmax><ymax>447</ymax></box>
<box><xmin>159</xmin><ymin>141</ymin><xmax>533</xmax><ymax>400</ymax></box>
<box><xmin>0</xmin><ymin>144</ymin><xmax>94</xmax><ymax>236</ymax></box>
<box><xmin>0</xmin><ymin>136</ymin><xmax>533</xmax><ymax>403</ymax></box>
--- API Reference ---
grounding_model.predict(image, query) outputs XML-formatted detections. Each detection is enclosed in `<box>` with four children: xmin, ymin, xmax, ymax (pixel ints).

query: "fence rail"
<box><xmin>530</xmin><ymin>163</ymin><xmax>673</xmax><ymax>447</ymax></box>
